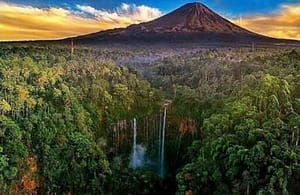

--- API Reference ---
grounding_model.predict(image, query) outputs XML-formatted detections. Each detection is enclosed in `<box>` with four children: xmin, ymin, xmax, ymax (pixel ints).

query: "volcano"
<box><xmin>69</xmin><ymin>2</ymin><xmax>299</xmax><ymax>46</ymax></box>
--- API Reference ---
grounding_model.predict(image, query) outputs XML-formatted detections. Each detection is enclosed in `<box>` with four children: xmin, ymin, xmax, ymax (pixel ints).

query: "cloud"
<box><xmin>0</xmin><ymin>2</ymin><xmax>162</xmax><ymax>41</ymax></box>
<box><xmin>77</xmin><ymin>3</ymin><xmax>161</xmax><ymax>25</ymax></box>
<box><xmin>232</xmin><ymin>3</ymin><xmax>300</xmax><ymax>40</ymax></box>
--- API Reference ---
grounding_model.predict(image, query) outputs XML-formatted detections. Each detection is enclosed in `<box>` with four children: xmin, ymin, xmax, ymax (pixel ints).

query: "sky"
<box><xmin>1</xmin><ymin>0</ymin><xmax>300</xmax><ymax>41</ymax></box>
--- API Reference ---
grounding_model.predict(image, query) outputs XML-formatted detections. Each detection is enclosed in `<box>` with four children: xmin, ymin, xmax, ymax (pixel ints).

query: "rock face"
<box><xmin>70</xmin><ymin>2</ymin><xmax>299</xmax><ymax>46</ymax></box>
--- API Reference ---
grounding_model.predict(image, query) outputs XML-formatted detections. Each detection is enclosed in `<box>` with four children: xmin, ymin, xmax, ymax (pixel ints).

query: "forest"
<box><xmin>0</xmin><ymin>45</ymin><xmax>300</xmax><ymax>194</ymax></box>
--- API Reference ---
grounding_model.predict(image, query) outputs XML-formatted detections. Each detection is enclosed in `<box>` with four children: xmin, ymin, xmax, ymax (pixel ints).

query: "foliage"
<box><xmin>176</xmin><ymin>73</ymin><xmax>300</xmax><ymax>194</ymax></box>
<box><xmin>0</xmin><ymin>46</ymin><xmax>160</xmax><ymax>193</ymax></box>
<box><xmin>1</xmin><ymin>45</ymin><xmax>300</xmax><ymax>194</ymax></box>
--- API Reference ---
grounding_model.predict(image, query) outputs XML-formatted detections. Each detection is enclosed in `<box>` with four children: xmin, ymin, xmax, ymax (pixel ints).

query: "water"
<box><xmin>158</xmin><ymin>113</ymin><xmax>162</xmax><ymax>171</ymax></box>
<box><xmin>130</xmin><ymin>118</ymin><xmax>145</xmax><ymax>169</ymax></box>
<box><xmin>159</xmin><ymin>107</ymin><xmax>167</xmax><ymax>177</ymax></box>
<box><xmin>133</xmin><ymin>118</ymin><xmax>137</xmax><ymax>159</ymax></box>
<box><xmin>127</xmin><ymin>108</ymin><xmax>168</xmax><ymax>176</ymax></box>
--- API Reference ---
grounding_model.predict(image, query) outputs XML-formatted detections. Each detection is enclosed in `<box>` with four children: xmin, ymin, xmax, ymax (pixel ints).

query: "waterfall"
<box><xmin>132</xmin><ymin>118</ymin><xmax>137</xmax><ymax>167</ymax></box>
<box><xmin>130</xmin><ymin>118</ymin><xmax>145</xmax><ymax>169</ymax></box>
<box><xmin>158</xmin><ymin>113</ymin><xmax>162</xmax><ymax>168</ymax></box>
<box><xmin>159</xmin><ymin>106</ymin><xmax>167</xmax><ymax>177</ymax></box>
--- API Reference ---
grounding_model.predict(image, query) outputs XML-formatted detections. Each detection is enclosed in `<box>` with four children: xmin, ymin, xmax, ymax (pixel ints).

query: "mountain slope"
<box><xmin>69</xmin><ymin>2</ymin><xmax>299</xmax><ymax>46</ymax></box>
<box><xmin>127</xmin><ymin>3</ymin><xmax>250</xmax><ymax>33</ymax></box>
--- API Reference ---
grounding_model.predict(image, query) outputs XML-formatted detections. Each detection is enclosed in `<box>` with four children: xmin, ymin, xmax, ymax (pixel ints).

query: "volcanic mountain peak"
<box><xmin>126</xmin><ymin>2</ymin><xmax>249</xmax><ymax>34</ymax></box>
<box><xmin>72</xmin><ymin>2</ymin><xmax>299</xmax><ymax>46</ymax></box>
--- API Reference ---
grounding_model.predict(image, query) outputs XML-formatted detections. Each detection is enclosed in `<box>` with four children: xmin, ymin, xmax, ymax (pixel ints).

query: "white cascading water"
<box><xmin>129</xmin><ymin>106</ymin><xmax>167</xmax><ymax>175</ymax></box>
<box><xmin>159</xmin><ymin>106</ymin><xmax>167</xmax><ymax>177</ymax></box>
<box><xmin>130</xmin><ymin>118</ymin><xmax>145</xmax><ymax>169</ymax></box>
<box><xmin>158</xmin><ymin>113</ymin><xmax>162</xmax><ymax>168</ymax></box>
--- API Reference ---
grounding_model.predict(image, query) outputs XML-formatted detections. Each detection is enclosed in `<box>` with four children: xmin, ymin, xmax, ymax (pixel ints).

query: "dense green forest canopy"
<box><xmin>0</xmin><ymin>46</ymin><xmax>161</xmax><ymax>194</ymax></box>
<box><xmin>147</xmin><ymin>48</ymin><xmax>300</xmax><ymax>194</ymax></box>
<box><xmin>0</xmin><ymin>45</ymin><xmax>300</xmax><ymax>194</ymax></box>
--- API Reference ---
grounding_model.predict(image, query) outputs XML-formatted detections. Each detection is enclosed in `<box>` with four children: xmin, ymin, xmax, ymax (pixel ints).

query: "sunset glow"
<box><xmin>233</xmin><ymin>3</ymin><xmax>300</xmax><ymax>40</ymax></box>
<box><xmin>0</xmin><ymin>1</ymin><xmax>299</xmax><ymax>41</ymax></box>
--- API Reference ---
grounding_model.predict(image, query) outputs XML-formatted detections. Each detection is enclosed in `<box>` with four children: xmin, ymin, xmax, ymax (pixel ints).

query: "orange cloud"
<box><xmin>232</xmin><ymin>3</ymin><xmax>300</xmax><ymax>40</ymax></box>
<box><xmin>0</xmin><ymin>2</ymin><xmax>162</xmax><ymax>41</ymax></box>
